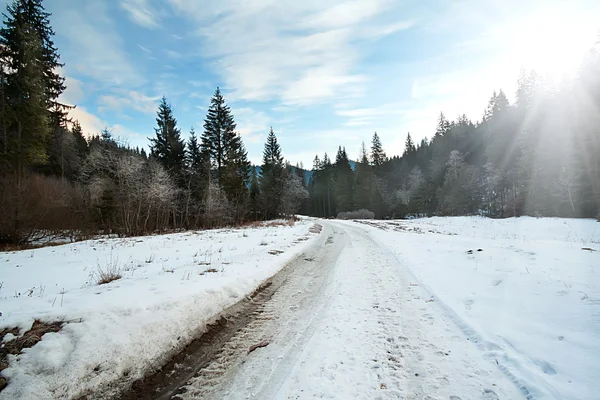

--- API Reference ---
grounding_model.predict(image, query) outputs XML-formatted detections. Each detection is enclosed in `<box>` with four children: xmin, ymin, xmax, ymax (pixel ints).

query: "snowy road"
<box><xmin>173</xmin><ymin>221</ymin><xmax>524</xmax><ymax>400</ymax></box>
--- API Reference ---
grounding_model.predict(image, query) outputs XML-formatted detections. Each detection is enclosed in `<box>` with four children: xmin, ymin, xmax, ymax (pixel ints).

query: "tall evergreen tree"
<box><xmin>435</xmin><ymin>112</ymin><xmax>451</xmax><ymax>138</ymax></box>
<box><xmin>0</xmin><ymin>9</ymin><xmax>47</xmax><ymax>175</ymax></box>
<box><xmin>404</xmin><ymin>133</ymin><xmax>416</xmax><ymax>156</ymax></box>
<box><xmin>186</xmin><ymin>127</ymin><xmax>202</xmax><ymax>170</ymax></box>
<box><xmin>1</xmin><ymin>0</ymin><xmax>69</xmax><ymax>123</ymax></box>
<box><xmin>71</xmin><ymin>120</ymin><xmax>88</xmax><ymax>160</ymax></box>
<box><xmin>370</xmin><ymin>132</ymin><xmax>386</xmax><ymax>167</ymax></box>
<box><xmin>354</xmin><ymin>141</ymin><xmax>373</xmax><ymax>210</ymax></box>
<box><xmin>149</xmin><ymin>96</ymin><xmax>186</xmax><ymax>186</ymax></box>
<box><xmin>249</xmin><ymin>168</ymin><xmax>260</xmax><ymax>219</ymax></box>
<box><xmin>221</xmin><ymin>136</ymin><xmax>250</xmax><ymax>205</ymax></box>
<box><xmin>186</xmin><ymin>127</ymin><xmax>210</xmax><ymax>203</ymax></box>
<box><xmin>201</xmin><ymin>87</ymin><xmax>237</xmax><ymax>182</ymax></box>
<box><xmin>333</xmin><ymin>146</ymin><xmax>354</xmax><ymax>213</ymax></box>
<box><xmin>260</xmin><ymin>127</ymin><xmax>285</xmax><ymax>219</ymax></box>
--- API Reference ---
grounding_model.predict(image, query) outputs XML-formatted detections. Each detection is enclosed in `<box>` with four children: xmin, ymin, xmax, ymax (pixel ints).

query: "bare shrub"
<box><xmin>337</xmin><ymin>209</ymin><xmax>375</xmax><ymax>220</ymax></box>
<box><xmin>94</xmin><ymin>257</ymin><xmax>122</xmax><ymax>285</ymax></box>
<box><xmin>0</xmin><ymin>173</ymin><xmax>93</xmax><ymax>245</ymax></box>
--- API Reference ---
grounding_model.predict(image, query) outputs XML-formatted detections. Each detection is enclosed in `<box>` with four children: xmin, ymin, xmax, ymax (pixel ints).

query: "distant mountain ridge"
<box><xmin>251</xmin><ymin>160</ymin><xmax>357</xmax><ymax>185</ymax></box>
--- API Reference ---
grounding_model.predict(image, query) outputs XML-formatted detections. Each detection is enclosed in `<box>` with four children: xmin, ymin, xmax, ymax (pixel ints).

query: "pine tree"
<box><xmin>354</xmin><ymin>141</ymin><xmax>373</xmax><ymax>210</ymax></box>
<box><xmin>435</xmin><ymin>112</ymin><xmax>451</xmax><ymax>138</ymax></box>
<box><xmin>333</xmin><ymin>146</ymin><xmax>354</xmax><ymax>213</ymax></box>
<box><xmin>186</xmin><ymin>127</ymin><xmax>202</xmax><ymax>170</ymax></box>
<box><xmin>47</xmin><ymin>125</ymin><xmax>78</xmax><ymax>179</ymax></box>
<box><xmin>221</xmin><ymin>136</ymin><xmax>250</xmax><ymax>205</ymax></box>
<box><xmin>260</xmin><ymin>127</ymin><xmax>285</xmax><ymax>219</ymax></box>
<box><xmin>201</xmin><ymin>87</ymin><xmax>237</xmax><ymax>182</ymax></box>
<box><xmin>249</xmin><ymin>168</ymin><xmax>260</xmax><ymax>219</ymax></box>
<box><xmin>186</xmin><ymin>127</ymin><xmax>209</xmax><ymax>203</ymax></box>
<box><xmin>0</xmin><ymin>10</ymin><xmax>48</xmax><ymax>175</ymax></box>
<box><xmin>370</xmin><ymin>132</ymin><xmax>386</xmax><ymax>167</ymax></box>
<box><xmin>71</xmin><ymin>120</ymin><xmax>88</xmax><ymax>160</ymax></box>
<box><xmin>149</xmin><ymin>96</ymin><xmax>186</xmax><ymax>186</ymax></box>
<box><xmin>404</xmin><ymin>133</ymin><xmax>416</xmax><ymax>156</ymax></box>
<box><xmin>1</xmin><ymin>0</ymin><xmax>69</xmax><ymax>123</ymax></box>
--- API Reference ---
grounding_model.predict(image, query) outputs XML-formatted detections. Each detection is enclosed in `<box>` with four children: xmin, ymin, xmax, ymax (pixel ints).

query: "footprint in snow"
<box><xmin>464</xmin><ymin>299</ymin><xmax>474</xmax><ymax>310</ymax></box>
<box><xmin>533</xmin><ymin>359</ymin><xmax>557</xmax><ymax>375</ymax></box>
<box><xmin>482</xmin><ymin>389</ymin><xmax>499</xmax><ymax>400</ymax></box>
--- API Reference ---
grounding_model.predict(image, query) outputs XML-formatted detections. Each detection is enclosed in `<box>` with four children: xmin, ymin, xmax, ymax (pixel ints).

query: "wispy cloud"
<box><xmin>167</xmin><ymin>0</ymin><xmax>412</xmax><ymax>105</ymax></box>
<box><xmin>67</xmin><ymin>105</ymin><xmax>106</xmax><ymax>138</ymax></box>
<box><xmin>138</xmin><ymin>44</ymin><xmax>152</xmax><ymax>54</ymax></box>
<box><xmin>98</xmin><ymin>90</ymin><xmax>161</xmax><ymax>115</ymax></box>
<box><xmin>234</xmin><ymin>107</ymin><xmax>270</xmax><ymax>142</ymax></box>
<box><xmin>166</xmin><ymin>49</ymin><xmax>182</xmax><ymax>59</ymax></box>
<box><xmin>120</xmin><ymin>0</ymin><xmax>160</xmax><ymax>29</ymax></box>
<box><xmin>53</xmin><ymin>1</ymin><xmax>143</xmax><ymax>87</ymax></box>
<box><xmin>60</xmin><ymin>75</ymin><xmax>85</xmax><ymax>105</ymax></box>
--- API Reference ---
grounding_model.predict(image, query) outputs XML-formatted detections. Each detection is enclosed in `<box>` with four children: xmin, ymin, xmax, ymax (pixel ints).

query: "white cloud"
<box><xmin>166</xmin><ymin>50</ymin><xmax>182</xmax><ymax>59</ymax></box>
<box><xmin>53</xmin><ymin>1</ymin><xmax>142</xmax><ymax>87</ymax></box>
<box><xmin>67</xmin><ymin>106</ymin><xmax>106</xmax><ymax>138</ymax></box>
<box><xmin>120</xmin><ymin>0</ymin><xmax>160</xmax><ymax>29</ymax></box>
<box><xmin>98</xmin><ymin>90</ymin><xmax>161</xmax><ymax>115</ymax></box>
<box><xmin>111</xmin><ymin>124</ymin><xmax>148</xmax><ymax>146</ymax></box>
<box><xmin>167</xmin><ymin>0</ymin><xmax>411</xmax><ymax>105</ymax></box>
<box><xmin>336</xmin><ymin>103</ymin><xmax>405</xmax><ymax>128</ymax></box>
<box><xmin>138</xmin><ymin>44</ymin><xmax>152</xmax><ymax>54</ymax></box>
<box><xmin>234</xmin><ymin>107</ymin><xmax>271</xmax><ymax>142</ymax></box>
<box><xmin>361</xmin><ymin>20</ymin><xmax>415</xmax><ymax>39</ymax></box>
<box><xmin>60</xmin><ymin>75</ymin><xmax>85</xmax><ymax>105</ymax></box>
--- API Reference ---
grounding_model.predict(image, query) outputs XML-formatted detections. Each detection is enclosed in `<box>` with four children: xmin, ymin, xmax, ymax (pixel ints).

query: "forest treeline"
<box><xmin>0</xmin><ymin>0</ymin><xmax>306</xmax><ymax>244</ymax></box>
<box><xmin>305</xmin><ymin>39</ymin><xmax>600</xmax><ymax>221</ymax></box>
<box><xmin>1</xmin><ymin>0</ymin><xmax>599</xmax><ymax>245</ymax></box>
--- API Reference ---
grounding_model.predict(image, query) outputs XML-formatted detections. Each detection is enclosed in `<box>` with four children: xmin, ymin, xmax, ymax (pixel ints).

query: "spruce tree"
<box><xmin>260</xmin><ymin>127</ymin><xmax>285</xmax><ymax>219</ymax></box>
<box><xmin>249</xmin><ymin>168</ymin><xmax>260</xmax><ymax>219</ymax></box>
<box><xmin>149</xmin><ymin>96</ymin><xmax>186</xmax><ymax>186</ymax></box>
<box><xmin>404</xmin><ymin>133</ymin><xmax>416</xmax><ymax>156</ymax></box>
<box><xmin>435</xmin><ymin>112</ymin><xmax>451</xmax><ymax>138</ymax></box>
<box><xmin>370</xmin><ymin>132</ymin><xmax>386</xmax><ymax>167</ymax></box>
<box><xmin>354</xmin><ymin>141</ymin><xmax>373</xmax><ymax>210</ymax></box>
<box><xmin>221</xmin><ymin>136</ymin><xmax>250</xmax><ymax>204</ymax></box>
<box><xmin>0</xmin><ymin>10</ymin><xmax>48</xmax><ymax>175</ymax></box>
<box><xmin>187</xmin><ymin>127</ymin><xmax>202</xmax><ymax>170</ymax></box>
<box><xmin>71</xmin><ymin>120</ymin><xmax>88</xmax><ymax>159</ymax></box>
<box><xmin>186</xmin><ymin>127</ymin><xmax>209</xmax><ymax>201</ymax></box>
<box><xmin>201</xmin><ymin>87</ymin><xmax>237</xmax><ymax>182</ymax></box>
<box><xmin>333</xmin><ymin>146</ymin><xmax>354</xmax><ymax>213</ymax></box>
<box><xmin>1</xmin><ymin>0</ymin><xmax>68</xmax><ymax>118</ymax></box>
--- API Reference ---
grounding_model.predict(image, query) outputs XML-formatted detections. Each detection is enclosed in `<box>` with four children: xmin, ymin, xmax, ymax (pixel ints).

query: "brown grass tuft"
<box><xmin>95</xmin><ymin>257</ymin><xmax>122</xmax><ymax>285</ymax></box>
<box><xmin>0</xmin><ymin>320</ymin><xmax>64</xmax><ymax>381</ymax></box>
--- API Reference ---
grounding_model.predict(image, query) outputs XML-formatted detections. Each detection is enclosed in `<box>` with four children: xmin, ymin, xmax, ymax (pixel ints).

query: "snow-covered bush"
<box><xmin>337</xmin><ymin>209</ymin><xmax>375</xmax><ymax>220</ymax></box>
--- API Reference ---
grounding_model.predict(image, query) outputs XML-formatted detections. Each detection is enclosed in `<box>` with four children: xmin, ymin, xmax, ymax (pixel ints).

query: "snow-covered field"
<box><xmin>1</xmin><ymin>216</ymin><xmax>598</xmax><ymax>400</ymax></box>
<box><xmin>345</xmin><ymin>217</ymin><xmax>600</xmax><ymax>400</ymax></box>
<box><xmin>0</xmin><ymin>220</ymin><xmax>320</xmax><ymax>399</ymax></box>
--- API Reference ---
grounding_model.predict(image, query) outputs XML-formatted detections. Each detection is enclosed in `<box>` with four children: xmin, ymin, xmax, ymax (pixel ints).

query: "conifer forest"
<box><xmin>1</xmin><ymin>0</ymin><xmax>599</xmax><ymax>246</ymax></box>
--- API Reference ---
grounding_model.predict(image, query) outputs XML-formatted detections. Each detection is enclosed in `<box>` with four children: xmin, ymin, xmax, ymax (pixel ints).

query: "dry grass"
<box><xmin>94</xmin><ymin>257</ymin><xmax>122</xmax><ymax>285</ymax></box>
<box><xmin>0</xmin><ymin>241</ymin><xmax>67</xmax><ymax>253</ymax></box>
<box><xmin>0</xmin><ymin>320</ymin><xmax>64</xmax><ymax>375</ymax></box>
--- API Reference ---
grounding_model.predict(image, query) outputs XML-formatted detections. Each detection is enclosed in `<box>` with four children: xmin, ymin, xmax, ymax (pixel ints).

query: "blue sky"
<box><xmin>3</xmin><ymin>0</ymin><xmax>598</xmax><ymax>166</ymax></box>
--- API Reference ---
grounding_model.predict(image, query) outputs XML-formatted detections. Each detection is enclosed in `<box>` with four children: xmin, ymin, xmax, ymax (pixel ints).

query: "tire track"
<box><xmin>176</xmin><ymin>225</ymin><xmax>347</xmax><ymax>400</ymax></box>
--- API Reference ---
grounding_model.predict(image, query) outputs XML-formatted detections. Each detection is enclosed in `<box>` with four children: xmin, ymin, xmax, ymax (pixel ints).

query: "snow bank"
<box><xmin>345</xmin><ymin>216</ymin><xmax>600</xmax><ymax>400</ymax></box>
<box><xmin>0</xmin><ymin>220</ymin><xmax>319</xmax><ymax>399</ymax></box>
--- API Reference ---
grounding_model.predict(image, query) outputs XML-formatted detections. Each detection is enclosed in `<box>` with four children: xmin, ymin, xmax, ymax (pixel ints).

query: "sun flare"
<box><xmin>511</xmin><ymin>11</ymin><xmax>596</xmax><ymax>80</ymax></box>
